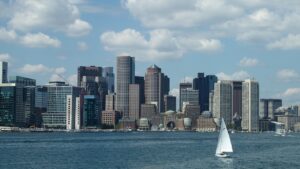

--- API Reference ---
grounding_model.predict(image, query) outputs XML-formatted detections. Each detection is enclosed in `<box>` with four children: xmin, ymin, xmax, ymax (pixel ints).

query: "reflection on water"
<box><xmin>218</xmin><ymin>157</ymin><xmax>234</xmax><ymax>169</ymax></box>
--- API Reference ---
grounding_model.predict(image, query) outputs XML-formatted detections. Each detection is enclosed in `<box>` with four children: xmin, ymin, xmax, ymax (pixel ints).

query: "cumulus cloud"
<box><xmin>216</xmin><ymin>70</ymin><xmax>250</xmax><ymax>80</ymax></box>
<box><xmin>67</xmin><ymin>74</ymin><xmax>77</xmax><ymax>86</ymax></box>
<box><xmin>277</xmin><ymin>69</ymin><xmax>299</xmax><ymax>81</ymax></box>
<box><xmin>123</xmin><ymin>0</ymin><xmax>300</xmax><ymax>48</ymax></box>
<box><xmin>267</xmin><ymin>34</ymin><xmax>300</xmax><ymax>50</ymax></box>
<box><xmin>0</xmin><ymin>27</ymin><xmax>17</xmax><ymax>41</ymax></box>
<box><xmin>170</xmin><ymin>88</ymin><xmax>179</xmax><ymax>98</ymax></box>
<box><xmin>20</xmin><ymin>33</ymin><xmax>61</xmax><ymax>48</ymax></box>
<box><xmin>239</xmin><ymin>57</ymin><xmax>258</xmax><ymax>67</ymax></box>
<box><xmin>7</xmin><ymin>0</ymin><xmax>91</xmax><ymax>37</ymax></box>
<box><xmin>124</xmin><ymin>0</ymin><xmax>243</xmax><ymax>28</ymax></box>
<box><xmin>19</xmin><ymin>64</ymin><xmax>66</xmax><ymax>75</ymax></box>
<box><xmin>282</xmin><ymin>88</ymin><xmax>300</xmax><ymax>97</ymax></box>
<box><xmin>19</xmin><ymin>64</ymin><xmax>51</xmax><ymax>74</ymax></box>
<box><xmin>100</xmin><ymin>28</ymin><xmax>221</xmax><ymax>61</ymax></box>
<box><xmin>0</xmin><ymin>53</ymin><xmax>11</xmax><ymax>62</ymax></box>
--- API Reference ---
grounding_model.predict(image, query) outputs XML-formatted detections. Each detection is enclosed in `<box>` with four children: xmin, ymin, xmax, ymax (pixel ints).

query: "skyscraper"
<box><xmin>179</xmin><ymin>82</ymin><xmax>192</xmax><ymax>111</ymax></box>
<box><xmin>242</xmin><ymin>79</ymin><xmax>259</xmax><ymax>131</ymax></box>
<box><xmin>103</xmin><ymin>67</ymin><xmax>114</xmax><ymax>93</ymax></box>
<box><xmin>213</xmin><ymin>81</ymin><xmax>232</xmax><ymax>125</ymax></box>
<box><xmin>164</xmin><ymin>95</ymin><xmax>176</xmax><ymax>112</ymax></box>
<box><xmin>129</xmin><ymin>84</ymin><xmax>140</xmax><ymax>120</ymax></box>
<box><xmin>259</xmin><ymin>99</ymin><xmax>282</xmax><ymax>119</ymax></box>
<box><xmin>135</xmin><ymin>76</ymin><xmax>145</xmax><ymax>104</ymax></box>
<box><xmin>77</xmin><ymin>66</ymin><xmax>102</xmax><ymax>87</ymax></box>
<box><xmin>180</xmin><ymin>88</ymin><xmax>199</xmax><ymax>111</ymax></box>
<box><xmin>193</xmin><ymin>73</ymin><xmax>217</xmax><ymax>113</ymax></box>
<box><xmin>43</xmin><ymin>81</ymin><xmax>81</xmax><ymax>128</ymax></box>
<box><xmin>116</xmin><ymin>56</ymin><xmax>135</xmax><ymax>118</ymax></box>
<box><xmin>0</xmin><ymin>61</ymin><xmax>8</xmax><ymax>83</ymax></box>
<box><xmin>145</xmin><ymin>64</ymin><xmax>169</xmax><ymax>113</ymax></box>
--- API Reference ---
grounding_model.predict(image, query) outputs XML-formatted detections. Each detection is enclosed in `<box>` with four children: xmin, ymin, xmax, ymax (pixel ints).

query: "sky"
<box><xmin>0</xmin><ymin>0</ymin><xmax>300</xmax><ymax>106</ymax></box>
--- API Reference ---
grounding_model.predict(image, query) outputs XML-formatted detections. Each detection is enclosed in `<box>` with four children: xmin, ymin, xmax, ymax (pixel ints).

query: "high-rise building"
<box><xmin>242</xmin><ymin>79</ymin><xmax>259</xmax><ymax>131</ymax></box>
<box><xmin>180</xmin><ymin>88</ymin><xmax>199</xmax><ymax>110</ymax></box>
<box><xmin>77</xmin><ymin>66</ymin><xmax>102</xmax><ymax>87</ymax></box>
<box><xmin>144</xmin><ymin>64</ymin><xmax>169</xmax><ymax>113</ymax></box>
<box><xmin>141</xmin><ymin>104</ymin><xmax>157</xmax><ymax>120</ymax></box>
<box><xmin>66</xmin><ymin>95</ymin><xmax>75</xmax><ymax>130</ymax></box>
<box><xmin>116</xmin><ymin>56</ymin><xmax>135</xmax><ymax>118</ymax></box>
<box><xmin>135</xmin><ymin>76</ymin><xmax>145</xmax><ymax>104</ymax></box>
<box><xmin>105</xmin><ymin>93</ymin><xmax>115</xmax><ymax>111</ymax></box>
<box><xmin>75</xmin><ymin>97</ymin><xmax>81</xmax><ymax>130</ymax></box>
<box><xmin>24</xmin><ymin>86</ymin><xmax>36</xmax><ymax>126</ymax></box>
<box><xmin>179</xmin><ymin>82</ymin><xmax>192</xmax><ymax>111</ymax></box>
<box><xmin>259</xmin><ymin>99</ymin><xmax>282</xmax><ymax>119</ymax></box>
<box><xmin>129</xmin><ymin>84</ymin><xmax>140</xmax><ymax>120</ymax></box>
<box><xmin>193</xmin><ymin>73</ymin><xmax>217</xmax><ymax>113</ymax></box>
<box><xmin>213</xmin><ymin>81</ymin><xmax>232</xmax><ymax>125</ymax></box>
<box><xmin>164</xmin><ymin>95</ymin><xmax>176</xmax><ymax>112</ymax></box>
<box><xmin>9</xmin><ymin>76</ymin><xmax>36</xmax><ymax>87</ymax></box>
<box><xmin>232</xmin><ymin>81</ymin><xmax>243</xmax><ymax>119</ymax></box>
<box><xmin>103</xmin><ymin>67</ymin><xmax>114</xmax><ymax>93</ymax></box>
<box><xmin>0</xmin><ymin>61</ymin><xmax>8</xmax><ymax>83</ymax></box>
<box><xmin>83</xmin><ymin>95</ymin><xmax>101</xmax><ymax>128</ymax></box>
<box><xmin>43</xmin><ymin>81</ymin><xmax>81</xmax><ymax>128</ymax></box>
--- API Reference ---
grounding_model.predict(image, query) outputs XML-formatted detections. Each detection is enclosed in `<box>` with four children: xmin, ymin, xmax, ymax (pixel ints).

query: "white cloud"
<box><xmin>7</xmin><ymin>0</ymin><xmax>91</xmax><ymax>37</ymax></box>
<box><xmin>0</xmin><ymin>27</ymin><xmax>17</xmax><ymax>41</ymax></box>
<box><xmin>67</xmin><ymin>74</ymin><xmax>77</xmax><ymax>86</ymax></box>
<box><xmin>239</xmin><ymin>57</ymin><xmax>258</xmax><ymax>67</ymax></box>
<box><xmin>19</xmin><ymin>64</ymin><xmax>67</xmax><ymax>75</ymax></box>
<box><xmin>20</xmin><ymin>64</ymin><xmax>51</xmax><ymax>74</ymax></box>
<box><xmin>267</xmin><ymin>34</ymin><xmax>300</xmax><ymax>50</ymax></box>
<box><xmin>50</xmin><ymin>74</ymin><xmax>64</xmax><ymax>82</ymax></box>
<box><xmin>277</xmin><ymin>69</ymin><xmax>299</xmax><ymax>81</ymax></box>
<box><xmin>77</xmin><ymin>41</ymin><xmax>88</xmax><ymax>51</ymax></box>
<box><xmin>282</xmin><ymin>88</ymin><xmax>300</xmax><ymax>97</ymax></box>
<box><xmin>100</xmin><ymin>28</ymin><xmax>221</xmax><ymax>61</ymax></box>
<box><xmin>66</xmin><ymin>19</ymin><xmax>92</xmax><ymax>37</ymax></box>
<box><xmin>216</xmin><ymin>70</ymin><xmax>250</xmax><ymax>80</ymax></box>
<box><xmin>170</xmin><ymin>88</ymin><xmax>179</xmax><ymax>98</ymax></box>
<box><xmin>0</xmin><ymin>53</ymin><xmax>11</xmax><ymax>62</ymax></box>
<box><xmin>124</xmin><ymin>0</ymin><xmax>243</xmax><ymax>28</ymax></box>
<box><xmin>20</xmin><ymin>33</ymin><xmax>61</xmax><ymax>48</ymax></box>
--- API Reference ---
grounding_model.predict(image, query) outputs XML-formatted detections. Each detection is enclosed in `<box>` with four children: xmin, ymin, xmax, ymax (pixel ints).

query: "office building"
<box><xmin>145</xmin><ymin>64</ymin><xmax>169</xmax><ymax>113</ymax></box>
<box><xmin>193</xmin><ymin>73</ymin><xmax>217</xmax><ymax>112</ymax></box>
<box><xmin>75</xmin><ymin>97</ymin><xmax>81</xmax><ymax>130</ymax></box>
<box><xmin>184</xmin><ymin>104</ymin><xmax>201</xmax><ymax>129</ymax></box>
<box><xmin>77</xmin><ymin>66</ymin><xmax>102</xmax><ymax>87</ymax></box>
<box><xmin>242</xmin><ymin>79</ymin><xmax>259</xmax><ymax>131</ymax></box>
<box><xmin>116</xmin><ymin>56</ymin><xmax>135</xmax><ymax>118</ymax></box>
<box><xmin>259</xmin><ymin>99</ymin><xmax>282</xmax><ymax>119</ymax></box>
<box><xmin>135</xmin><ymin>76</ymin><xmax>145</xmax><ymax>104</ymax></box>
<box><xmin>179</xmin><ymin>82</ymin><xmax>192</xmax><ymax>111</ymax></box>
<box><xmin>83</xmin><ymin>95</ymin><xmax>101</xmax><ymax>128</ymax></box>
<box><xmin>164</xmin><ymin>95</ymin><xmax>176</xmax><ymax>111</ymax></box>
<box><xmin>129</xmin><ymin>84</ymin><xmax>140</xmax><ymax>120</ymax></box>
<box><xmin>101</xmin><ymin>110</ymin><xmax>121</xmax><ymax>128</ymax></box>
<box><xmin>105</xmin><ymin>93</ymin><xmax>115</xmax><ymax>111</ymax></box>
<box><xmin>66</xmin><ymin>95</ymin><xmax>75</xmax><ymax>130</ymax></box>
<box><xmin>103</xmin><ymin>67</ymin><xmax>114</xmax><ymax>93</ymax></box>
<box><xmin>9</xmin><ymin>76</ymin><xmax>36</xmax><ymax>86</ymax></box>
<box><xmin>180</xmin><ymin>88</ymin><xmax>199</xmax><ymax>110</ymax></box>
<box><xmin>213</xmin><ymin>81</ymin><xmax>232</xmax><ymax>125</ymax></box>
<box><xmin>141</xmin><ymin>104</ymin><xmax>157</xmax><ymax>120</ymax></box>
<box><xmin>0</xmin><ymin>61</ymin><xmax>8</xmax><ymax>83</ymax></box>
<box><xmin>43</xmin><ymin>81</ymin><xmax>81</xmax><ymax>128</ymax></box>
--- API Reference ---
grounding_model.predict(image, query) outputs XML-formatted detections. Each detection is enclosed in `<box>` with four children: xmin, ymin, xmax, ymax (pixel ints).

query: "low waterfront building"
<box><xmin>138</xmin><ymin>118</ymin><xmax>150</xmax><ymax>130</ymax></box>
<box><xmin>101</xmin><ymin>110</ymin><xmax>121</xmax><ymax>128</ymax></box>
<box><xmin>196</xmin><ymin>116</ymin><xmax>217</xmax><ymax>132</ymax></box>
<box><xmin>277</xmin><ymin>115</ymin><xmax>300</xmax><ymax>131</ymax></box>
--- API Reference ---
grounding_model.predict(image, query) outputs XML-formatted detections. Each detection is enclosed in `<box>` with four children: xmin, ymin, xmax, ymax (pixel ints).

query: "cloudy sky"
<box><xmin>0</xmin><ymin>0</ymin><xmax>300</xmax><ymax>106</ymax></box>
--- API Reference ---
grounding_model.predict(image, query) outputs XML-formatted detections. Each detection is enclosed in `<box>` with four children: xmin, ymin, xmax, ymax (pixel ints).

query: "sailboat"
<box><xmin>215</xmin><ymin>118</ymin><xmax>233</xmax><ymax>158</ymax></box>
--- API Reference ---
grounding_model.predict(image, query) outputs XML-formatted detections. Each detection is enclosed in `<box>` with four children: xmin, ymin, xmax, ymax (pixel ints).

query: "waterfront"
<box><xmin>0</xmin><ymin>132</ymin><xmax>300</xmax><ymax>169</ymax></box>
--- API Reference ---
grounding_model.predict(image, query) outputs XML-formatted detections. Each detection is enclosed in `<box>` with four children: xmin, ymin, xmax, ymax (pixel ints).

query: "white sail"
<box><xmin>216</xmin><ymin>118</ymin><xmax>233</xmax><ymax>155</ymax></box>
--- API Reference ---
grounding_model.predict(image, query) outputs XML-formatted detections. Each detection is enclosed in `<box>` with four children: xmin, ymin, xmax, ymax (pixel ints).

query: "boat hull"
<box><xmin>215</xmin><ymin>153</ymin><xmax>230</xmax><ymax>158</ymax></box>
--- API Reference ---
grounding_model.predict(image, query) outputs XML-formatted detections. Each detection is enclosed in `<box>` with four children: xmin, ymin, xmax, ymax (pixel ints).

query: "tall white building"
<box><xmin>213</xmin><ymin>81</ymin><xmax>232</xmax><ymax>125</ymax></box>
<box><xmin>75</xmin><ymin>97</ymin><xmax>81</xmax><ymax>130</ymax></box>
<box><xmin>66</xmin><ymin>95</ymin><xmax>75</xmax><ymax>130</ymax></box>
<box><xmin>242</xmin><ymin>79</ymin><xmax>259</xmax><ymax>131</ymax></box>
<box><xmin>0</xmin><ymin>61</ymin><xmax>8</xmax><ymax>83</ymax></box>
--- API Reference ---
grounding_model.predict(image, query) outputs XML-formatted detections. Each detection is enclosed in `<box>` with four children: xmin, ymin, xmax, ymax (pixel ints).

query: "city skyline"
<box><xmin>0</xmin><ymin>0</ymin><xmax>300</xmax><ymax>106</ymax></box>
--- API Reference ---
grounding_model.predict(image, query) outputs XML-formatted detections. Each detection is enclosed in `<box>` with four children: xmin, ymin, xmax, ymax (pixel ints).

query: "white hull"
<box><xmin>215</xmin><ymin>153</ymin><xmax>230</xmax><ymax>158</ymax></box>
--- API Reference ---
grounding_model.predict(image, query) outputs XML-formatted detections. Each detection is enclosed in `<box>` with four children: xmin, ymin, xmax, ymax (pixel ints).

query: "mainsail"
<box><xmin>216</xmin><ymin>118</ymin><xmax>233</xmax><ymax>155</ymax></box>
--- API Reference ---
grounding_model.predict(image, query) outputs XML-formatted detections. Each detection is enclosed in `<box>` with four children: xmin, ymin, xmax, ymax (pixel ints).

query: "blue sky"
<box><xmin>0</xmin><ymin>0</ymin><xmax>300</xmax><ymax>106</ymax></box>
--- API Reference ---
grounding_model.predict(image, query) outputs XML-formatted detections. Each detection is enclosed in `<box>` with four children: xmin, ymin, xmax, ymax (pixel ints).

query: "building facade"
<box><xmin>259</xmin><ymin>99</ymin><xmax>282</xmax><ymax>119</ymax></box>
<box><xmin>164</xmin><ymin>95</ymin><xmax>176</xmax><ymax>111</ymax></box>
<box><xmin>179</xmin><ymin>82</ymin><xmax>192</xmax><ymax>111</ymax></box>
<box><xmin>129</xmin><ymin>84</ymin><xmax>140</xmax><ymax>120</ymax></box>
<box><xmin>102</xmin><ymin>67</ymin><xmax>114</xmax><ymax>93</ymax></box>
<box><xmin>0</xmin><ymin>61</ymin><xmax>8</xmax><ymax>83</ymax></box>
<box><xmin>242</xmin><ymin>79</ymin><xmax>259</xmax><ymax>131</ymax></box>
<box><xmin>116</xmin><ymin>56</ymin><xmax>135</xmax><ymax>118</ymax></box>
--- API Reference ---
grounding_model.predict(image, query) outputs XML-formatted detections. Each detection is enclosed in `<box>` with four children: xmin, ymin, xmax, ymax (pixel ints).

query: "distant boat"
<box><xmin>216</xmin><ymin>118</ymin><xmax>233</xmax><ymax>158</ymax></box>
